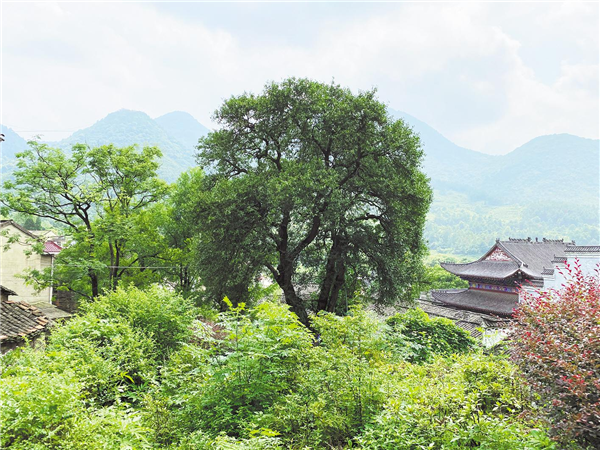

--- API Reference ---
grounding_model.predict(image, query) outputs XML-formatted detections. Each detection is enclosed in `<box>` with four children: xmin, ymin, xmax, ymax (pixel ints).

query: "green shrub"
<box><xmin>82</xmin><ymin>284</ymin><xmax>197</xmax><ymax>354</ymax></box>
<box><xmin>356</xmin><ymin>354</ymin><xmax>556</xmax><ymax>449</ymax></box>
<box><xmin>46</xmin><ymin>315</ymin><xmax>157</xmax><ymax>405</ymax></box>
<box><xmin>257</xmin><ymin>307</ymin><xmax>391</xmax><ymax>448</ymax></box>
<box><xmin>172</xmin><ymin>300</ymin><xmax>313</xmax><ymax>437</ymax></box>
<box><xmin>0</xmin><ymin>347</ymin><xmax>151</xmax><ymax>450</ymax></box>
<box><xmin>386</xmin><ymin>308</ymin><xmax>477</xmax><ymax>363</ymax></box>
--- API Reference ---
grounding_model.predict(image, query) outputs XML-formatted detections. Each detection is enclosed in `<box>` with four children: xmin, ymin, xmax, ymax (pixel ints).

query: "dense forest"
<box><xmin>1</xmin><ymin>79</ymin><xmax>598</xmax><ymax>449</ymax></box>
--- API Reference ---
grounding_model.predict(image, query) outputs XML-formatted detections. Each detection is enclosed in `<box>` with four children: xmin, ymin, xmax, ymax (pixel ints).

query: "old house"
<box><xmin>0</xmin><ymin>219</ymin><xmax>61</xmax><ymax>306</ymax></box>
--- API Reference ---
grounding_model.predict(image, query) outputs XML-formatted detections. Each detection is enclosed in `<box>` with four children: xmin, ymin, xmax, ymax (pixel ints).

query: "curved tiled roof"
<box><xmin>541</xmin><ymin>267</ymin><xmax>554</xmax><ymax>276</ymax></box>
<box><xmin>440</xmin><ymin>260</ymin><xmax>520</xmax><ymax>280</ymax></box>
<box><xmin>442</xmin><ymin>238</ymin><xmax>570</xmax><ymax>281</ymax></box>
<box><xmin>431</xmin><ymin>289</ymin><xmax>519</xmax><ymax>317</ymax></box>
<box><xmin>0</xmin><ymin>299</ymin><xmax>51</xmax><ymax>344</ymax></box>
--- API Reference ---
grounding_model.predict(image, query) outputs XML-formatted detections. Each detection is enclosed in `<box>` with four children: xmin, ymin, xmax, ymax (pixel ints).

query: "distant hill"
<box><xmin>55</xmin><ymin>110</ymin><xmax>208</xmax><ymax>182</ymax></box>
<box><xmin>2</xmin><ymin>109</ymin><xmax>598</xmax><ymax>254</ymax></box>
<box><xmin>155</xmin><ymin>111</ymin><xmax>209</xmax><ymax>150</ymax></box>
<box><xmin>0</xmin><ymin>125</ymin><xmax>29</xmax><ymax>174</ymax></box>
<box><xmin>389</xmin><ymin>110</ymin><xmax>599</xmax><ymax>254</ymax></box>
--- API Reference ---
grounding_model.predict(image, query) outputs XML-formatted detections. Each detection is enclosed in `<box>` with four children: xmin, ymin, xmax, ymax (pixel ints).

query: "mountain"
<box><xmin>391</xmin><ymin>110</ymin><xmax>599</xmax><ymax>207</ymax></box>
<box><xmin>56</xmin><ymin>110</ymin><xmax>207</xmax><ymax>182</ymax></box>
<box><xmin>155</xmin><ymin>111</ymin><xmax>210</xmax><ymax>149</ymax></box>
<box><xmin>2</xmin><ymin>109</ymin><xmax>597</xmax><ymax>254</ymax></box>
<box><xmin>1</xmin><ymin>125</ymin><xmax>30</xmax><ymax>174</ymax></box>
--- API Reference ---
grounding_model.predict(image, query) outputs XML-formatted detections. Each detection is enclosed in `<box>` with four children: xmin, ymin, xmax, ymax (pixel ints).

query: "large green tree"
<box><xmin>1</xmin><ymin>142</ymin><xmax>168</xmax><ymax>298</ymax></box>
<box><xmin>195</xmin><ymin>78</ymin><xmax>432</xmax><ymax>323</ymax></box>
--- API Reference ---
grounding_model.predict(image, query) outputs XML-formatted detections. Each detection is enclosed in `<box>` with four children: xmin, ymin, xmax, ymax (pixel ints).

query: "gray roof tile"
<box><xmin>431</xmin><ymin>289</ymin><xmax>519</xmax><ymax>317</ymax></box>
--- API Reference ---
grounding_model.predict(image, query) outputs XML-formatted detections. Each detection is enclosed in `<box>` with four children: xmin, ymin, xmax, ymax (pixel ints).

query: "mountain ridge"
<box><xmin>2</xmin><ymin>109</ymin><xmax>597</xmax><ymax>253</ymax></box>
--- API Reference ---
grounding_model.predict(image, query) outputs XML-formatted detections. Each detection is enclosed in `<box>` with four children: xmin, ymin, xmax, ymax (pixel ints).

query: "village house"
<box><xmin>0</xmin><ymin>219</ymin><xmax>62</xmax><ymax>306</ymax></box>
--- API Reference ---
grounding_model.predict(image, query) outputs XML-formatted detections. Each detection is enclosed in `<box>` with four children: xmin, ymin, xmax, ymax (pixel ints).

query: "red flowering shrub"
<box><xmin>511</xmin><ymin>261</ymin><xmax>600</xmax><ymax>447</ymax></box>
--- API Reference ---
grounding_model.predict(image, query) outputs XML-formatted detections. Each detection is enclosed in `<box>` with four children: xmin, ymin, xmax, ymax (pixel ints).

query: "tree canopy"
<box><xmin>1</xmin><ymin>142</ymin><xmax>168</xmax><ymax>298</ymax></box>
<box><xmin>194</xmin><ymin>78</ymin><xmax>432</xmax><ymax>323</ymax></box>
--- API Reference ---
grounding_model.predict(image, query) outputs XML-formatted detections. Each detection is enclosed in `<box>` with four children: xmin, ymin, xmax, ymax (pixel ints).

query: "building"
<box><xmin>542</xmin><ymin>244</ymin><xmax>600</xmax><ymax>289</ymax></box>
<box><xmin>0</xmin><ymin>220</ymin><xmax>62</xmax><ymax>305</ymax></box>
<box><xmin>432</xmin><ymin>238</ymin><xmax>572</xmax><ymax>318</ymax></box>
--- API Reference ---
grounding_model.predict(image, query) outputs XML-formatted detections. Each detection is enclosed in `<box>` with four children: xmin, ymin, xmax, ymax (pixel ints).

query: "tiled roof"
<box><xmin>0</xmin><ymin>285</ymin><xmax>17</xmax><ymax>296</ymax></box>
<box><xmin>565</xmin><ymin>245</ymin><xmax>600</xmax><ymax>254</ymax></box>
<box><xmin>431</xmin><ymin>289</ymin><xmax>519</xmax><ymax>317</ymax></box>
<box><xmin>0</xmin><ymin>299</ymin><xmax>51</xmax><ymax>343</ymax></box>
<box><xmin>551</xmin><ymin>256</ymin><xmax>567</xmax><ymax>264</ymax></box>
<box><xmin>442</xmin><ymin>238</ymin><xmax>570</xmax><ymax>281</ymax></box>
<box><xmin>498</xmin><ymin>239</ymin><xmax>568</xmax><ymax>277</ymax></box>
<box><xmin>440</xmin><ymin>260</ymin><xmax>520</xmax><ymax>280</ymax></box>
<box><xmin>541</xmin><ymin>267</ymin><xmax>554</xmax><ymax>276</ymax></box>
<box><xmin>43</xmin><ymin>240</ymin><xmax>62</xmax><ymax>254</ymax></box>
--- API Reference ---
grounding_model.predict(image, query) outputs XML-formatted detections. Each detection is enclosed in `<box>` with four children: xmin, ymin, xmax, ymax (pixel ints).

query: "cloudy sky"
<box><xmin>1</xmin><ymin>1</ymin><xmax>598</xmax><ymax>154</ymax></box>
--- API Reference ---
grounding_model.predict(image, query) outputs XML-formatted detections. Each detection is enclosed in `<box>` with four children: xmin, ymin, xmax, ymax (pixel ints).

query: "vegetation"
<box><xmin>511</xmin><ymin>262</ymin><xmax>600</xmax><ymax>448</ymax></box>
<box><xmin>1</xmin><ymin>142</ymin><xmax>168</xmax><ymax>298</ymax></box>
<box><xmin>1</xmin><ymin>286</ymin><xmax>561</xmax><ymax>449</ymax></box>
<box><xmin>1</xmin><ymin>79</ymin><xmax>595</xmax><ymax>449</ymax></box>
<box><xmin>195</xmin><ymin>78</ymin><xmax>432</xmax><ymax>323</ymax></box>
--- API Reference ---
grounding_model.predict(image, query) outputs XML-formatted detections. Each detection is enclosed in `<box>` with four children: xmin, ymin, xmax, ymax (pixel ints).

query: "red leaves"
<box><xmin>511</xmin><ymin>261</ymin><xmax>600</xmax><ymax>447</ymax></box>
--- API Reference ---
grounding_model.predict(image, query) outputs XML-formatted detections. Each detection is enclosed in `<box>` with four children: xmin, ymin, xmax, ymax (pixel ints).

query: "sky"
<box><xmin>1</xmin><ymin>1</ymin><xmax>598</xmax><ymax>155</ymax></box>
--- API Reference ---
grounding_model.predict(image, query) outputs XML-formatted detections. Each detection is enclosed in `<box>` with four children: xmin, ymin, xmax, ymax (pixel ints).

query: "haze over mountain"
<box><xmin>0</xmin><ymin>125</ymin><xmax>29</xmax><ymax>174</ymax></box>
<box><xmin>1</xmin><ymin>109</ymin><xmax>598</xmax><ymax>255</ymax></box>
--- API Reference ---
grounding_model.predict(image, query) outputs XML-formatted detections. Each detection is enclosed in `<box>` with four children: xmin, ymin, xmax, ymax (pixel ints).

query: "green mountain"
<box><xmin>56</xmin><ymin>110</ymin><xmax>207</xmax><ymax>182</ymax></box>
<box><xmin>155</xmin><ymin>111</ymin><xmax>210</xmax><ymax>149</ymax></box>
<box><xmin>1</xmin><ymin>125</ymin><xmax>30</xmax><ymax>174</ymax></box>
<box><xmin>389</xmin><ymin>110</ymin><xmax>599</xmax><ymax>255</ymax></box>
<box><xmin>3</xmin><ymin>109</ymin><xmax>597</xmax><ymax>255</ymax></box>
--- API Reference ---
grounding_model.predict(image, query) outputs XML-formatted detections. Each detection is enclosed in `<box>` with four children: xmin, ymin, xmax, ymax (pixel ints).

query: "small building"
<box><xmin>0</xmin><ymin>220</ymin><xmax>62</xmax><ymax>305</ymax></box>
<box><xmin>432</xmin><ymin>238</ymin><xmax>572</xmax><ymax>317</ymax></box>
<box><xmin>0</xmin><ymin>285</ymin><xmax>51</xmax><ymax>353</ymax></box>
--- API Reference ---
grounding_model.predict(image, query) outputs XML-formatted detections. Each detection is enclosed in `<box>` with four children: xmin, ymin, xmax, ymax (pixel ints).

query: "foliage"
<box><xmin>2</xmin><ymin>286</ymin><xmax>556</xmax><ymax>449</ymax></box>
<box><xmin>176</xmin><ymin>300</ymin><xmax>313</xmax><ymax>437</ymax></box>
<box><xmin>0</xmin><ymin>347</ymin><xmax>151</xmax><ymax>450</ymax></box>
<box><xmin>1</xmin><ymin>141</ymin><xmax>168</xmax><ymax>298</ymax></box>
<box><xmin>195</xmin><ymin>78</ymin><xmax>432</xmax><ymax>323</ymax></box>
<box><xmin>422</xmin><ymin>263</ymin><xmax>469</xmax><ymax>290</ymax></box>
<box><xmin>356</xmin><ymin>354</ymin><xmax>556</xmax><ymax>449</ymax></box>
<box><xmin>45</xmin><ymin>315</ymin><xmax>157</xmax><ymax>405</ymax></box>
<box><xmin>81</xmin><ymin>284</ymin><xmax>197</xmax><ymax>354</ymax></box>
<box><xmin>386</xmin><ymin>308</ymin><xmax>477</xmax><ymax>363</ymax></box>
<box><xmin>511</xmin><ymin>262</ymin><xmax>600</xmax><ymax>447</ymax></box>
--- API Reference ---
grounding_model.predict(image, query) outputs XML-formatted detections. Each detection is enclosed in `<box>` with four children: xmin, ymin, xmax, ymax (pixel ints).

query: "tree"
<box><xmin>195</xmin><ymin>78</ymin><xmax>432</xmax><ymax>323</ymax></box>
<box><xmin>1</xmin><ymin>142</ymin><xmax>168</xmax><ymax>298</ymax></box>
<box><xmin>511</xmin><ymin>262</ymin><xmax>600</xmax><ymax>447</ymax></box>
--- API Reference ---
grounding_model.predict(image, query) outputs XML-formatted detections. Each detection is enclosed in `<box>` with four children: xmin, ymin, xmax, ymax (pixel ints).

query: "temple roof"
<box><xmin>431</xmin><ymin>289</ymin><xmax>519</xmax><ymax>317</ymax></box>
<box><xmin>441</xmin><ymin>238</ymin><xmax>570</xmax><ymax>280</ymax></box>
<box><xmin>440</xmin><ymin>260</ymin><xmax>520</xmax><ymax>280</ymax></box>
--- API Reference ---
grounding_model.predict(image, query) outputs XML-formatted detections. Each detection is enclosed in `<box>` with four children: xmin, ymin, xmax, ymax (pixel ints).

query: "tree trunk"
<box><xmin>317</xmin><ymin>234</ymin><xmax>347</xmax><ymax>313</ymax></box>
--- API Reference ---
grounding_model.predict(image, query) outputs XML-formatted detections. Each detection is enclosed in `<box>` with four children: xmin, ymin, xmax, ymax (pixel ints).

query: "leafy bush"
<box><xmin>511</xmin><ymin>263</ymin><xmax>600</xmax><ymax>447</ymax></box>
<box><xmin>172</xmin><ymin>300</ymin><xmax>312</xmax><ymax>438</ymax></box>
<box><xmin>386</xmin><ymin>308</ymin><xmax>477</xmax><ymax>363</ymax></box>
<box><xmin>82</xmin><ymin>284</ymin><xmax>197</xmax><ymax>354</ymax></box>
<box><xmin>260</xmin><ymin>307</ymin><xmax>391</xmax><ymax>448</ymax></box>
<box><xmin>356</xmin><ymin>354</ymin><xmax>556</xmax><ymax>449</ymax></box>
<box><xmin>0</xmin><ymin>347</ymin><xmax>151</xmax><ymax>450</ymax></box>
